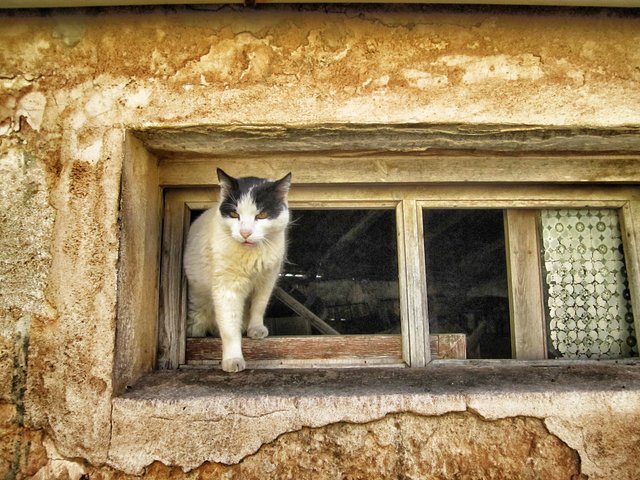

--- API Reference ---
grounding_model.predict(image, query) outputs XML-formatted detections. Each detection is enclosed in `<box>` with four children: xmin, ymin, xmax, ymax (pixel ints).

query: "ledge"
<box><xmin>109</xmin><ymin>361</ymin><xmax>640</xmax><ymax>474</ymax></box>
<box><xmin>119</xmin><ymin>361</ymin><xmax>640</xmax><ymax>399</ymax></box>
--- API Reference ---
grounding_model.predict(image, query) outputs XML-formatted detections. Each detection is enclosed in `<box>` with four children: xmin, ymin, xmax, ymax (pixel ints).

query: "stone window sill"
<box><xmin>109</xmin><ymin>361</ymin><xmax>640</xmax><ymax>474</ymax></box>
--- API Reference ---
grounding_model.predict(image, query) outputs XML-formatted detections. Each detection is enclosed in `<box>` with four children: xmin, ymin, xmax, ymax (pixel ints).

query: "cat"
<box><xmin>183</xmin><ymin>168</ymin><xmax>292</xmax><ymax>373</ymax></box>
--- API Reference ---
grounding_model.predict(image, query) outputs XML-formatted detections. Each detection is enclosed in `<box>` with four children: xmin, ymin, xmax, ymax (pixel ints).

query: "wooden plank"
<box><xmin>187</xmin><ymin>335</ymin><xmax>401</xmax><ymax>363</ymax></box>
<box><xmin>430</xmin><ymin>334</ymin><xmax>467</xmax><ymax>360</ymax></box>
<box><xmin>159</xmin><ymin>181</ymin><xmax>637</xmax><ymax>212</ymax></box>
<box><xmin>158</xmin><ymin>155</ymin><xmax>640</xmax><ymax>187</ymax></box>
<box><xmin>504</xmin><ymin>210</ymin><xmax>547</xmax><ymax>360</ymax></box>
<box><xmin>620</xmin><ymin>200</ymin><xmax>640</xmax><ymax>353</ymax></box>
<box><xmin>185</xmin><ymin>333</ymin><xmax>466</xmax><ymax>364</ymax></box>
<box><xmin>114</xmin><ymin>133</ymin><xmax>162</xmax><ymax>392</ymax></box>
<box><xmin>11</xmin><ymin>0</ymin><xmax>640</xmax><ymax>10</ymax></box>
<box><xmin>156</xmin><ymin>190</ymin><xmax>188</xmax><ymax>369</ymax></box>
<box><xmin>398</xmin><ymin>200</ymin><xmax>431</xmax><ymax>366</ymax></box>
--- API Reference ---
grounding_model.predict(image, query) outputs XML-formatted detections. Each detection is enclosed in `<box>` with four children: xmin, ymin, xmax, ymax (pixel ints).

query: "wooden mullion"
<box><xmin>398</xmin><ymin>200</ymin><xmax>431</xmax><ymax>366</ymax></box>
<box><xmin>504</xmin><ymin>209</ymin><xmax>547</xmax><ymax>360</ymax></box>
<box><xmin>620</xmin><ymin>200</ymin><xmax>640</xmax><ymax>347</ymax></box>
<box><xmin>157</xmin><ymin>190</ymin><xmax>189</xmax><ymax>369</ymax></box>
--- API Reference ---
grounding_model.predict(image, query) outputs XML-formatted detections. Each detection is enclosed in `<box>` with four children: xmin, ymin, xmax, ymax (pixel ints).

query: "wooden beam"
<box><xmin>158</xmin><ymin>155</ymin><xmax>640</xmax><ymax>187</ymax></box>
<box><xmin>504</xmin><ymin>210</ymin><xmax>547</xmax><ymax>360</ymax></box>
<box><xmin>274</xmin><ymin>287</ymin><xmax>340</xmax><ymax>335</ymax></box>
<box><xmin>185</xmin><ymin>333</ymin><xmax>466</xmax><ymax>366</ymax></box>
<box><xmin>7</xmin><ymin>0</ymin><xmax>640</xmax><ymax>8</ymax></box>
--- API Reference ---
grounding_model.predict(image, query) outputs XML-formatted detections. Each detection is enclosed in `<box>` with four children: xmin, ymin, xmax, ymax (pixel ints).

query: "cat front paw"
<box><xmin>221</xmin><ymin>357</ymin><xmax>246</xmax><ymax>373</ymax></box>
<box><xmin>247</xmin><ymin>325</ymin><xmax>269</xmax><ymax>339</ymax></box>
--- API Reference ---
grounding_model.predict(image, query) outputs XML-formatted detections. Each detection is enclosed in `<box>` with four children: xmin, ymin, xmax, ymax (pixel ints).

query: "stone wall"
<box><xmin>1</xmin><ymin>4</ymin><xmax>639</xmax><ymax>479</ymax></box>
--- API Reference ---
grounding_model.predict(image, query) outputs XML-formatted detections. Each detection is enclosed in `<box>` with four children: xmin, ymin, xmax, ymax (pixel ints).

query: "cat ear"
<box><xmin>217</xmin><ymin>168</ymin><xmax>238</xmax><ymax>194</ymax></box>
<box><xmin>273</xmin><ymin>172</ymin><xmax>292</xmax><ymax>199</ymax></box>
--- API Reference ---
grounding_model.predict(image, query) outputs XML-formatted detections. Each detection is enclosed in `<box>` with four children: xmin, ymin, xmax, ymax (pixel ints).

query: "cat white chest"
<box><xmin>213</xmin><ymin>239</ymin><xmax>284</xmax><ymax>281</ymax></box>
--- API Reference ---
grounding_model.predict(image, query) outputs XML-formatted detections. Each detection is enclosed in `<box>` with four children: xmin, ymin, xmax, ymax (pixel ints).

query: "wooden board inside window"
<box><xmin>185</xmin><ymin>334</ymin><xmax>466</xmax><ymax>367</ymax></box>
<box><xmin>157</xmin><ymin>178</ymin><xmax>640</xmax><ymax>368</ymax></box>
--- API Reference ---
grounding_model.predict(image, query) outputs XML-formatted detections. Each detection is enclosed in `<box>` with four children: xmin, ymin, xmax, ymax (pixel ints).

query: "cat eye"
<box><xmin>255</xmin><ymin>212</ymin><xmax>269</xmax><ymax>220</ymax></box>
<box><xmin>229</xmin><ymin>211</ymin><xmax>240</xmax><ymax>219</ymax></box>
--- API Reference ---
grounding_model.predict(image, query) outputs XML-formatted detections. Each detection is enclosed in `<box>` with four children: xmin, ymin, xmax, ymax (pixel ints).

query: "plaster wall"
<box><xmin>1</xmin><ymin>4</ymin><xmax>640</xmax><ymax>479</ymax></box>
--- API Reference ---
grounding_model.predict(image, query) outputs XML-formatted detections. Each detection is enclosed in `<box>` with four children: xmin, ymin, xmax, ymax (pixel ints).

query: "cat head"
<box><xmin>217</xmin><ymin>168</ymin><xmax>291</xmax><ymax>247</ymax></box>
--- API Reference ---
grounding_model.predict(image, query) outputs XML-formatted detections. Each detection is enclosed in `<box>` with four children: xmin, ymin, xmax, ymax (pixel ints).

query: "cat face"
<box><xmin>217</xmin><ymin>169</ymin><xmax>291</xmax><ymax>247</ymax></box>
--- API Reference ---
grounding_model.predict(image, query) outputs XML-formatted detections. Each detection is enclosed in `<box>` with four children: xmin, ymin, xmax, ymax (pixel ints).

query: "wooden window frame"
<box><xmin>158</xmin><ymin>187</ymin><xmax>465</xmax><ymax>369</ymax></box>
<box><xmin>156</xmin><ymin>163</ymin><xmax>640</xmax><ymax>369</ymax></box>
<box><xmin>416</xmin><ymin>190</ymin><xmax>640</xmax><ymax>361</ymax></box>
<box><xmin>114</xmin><ymin>126</ymin><xmax>640</xmax><ymax>393</ymax></box>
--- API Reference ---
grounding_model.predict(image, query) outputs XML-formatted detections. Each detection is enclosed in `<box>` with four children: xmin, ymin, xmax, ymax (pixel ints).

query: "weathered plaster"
<box><xmin>1</xmin><ymin>4</ymin><xmax>639</xmax><ymax>479</ymax></box>
<box><xmin>109</xmin><ymin>412</ymin><xmax>583</xmax><ymax>479</ymax></box>
<box><xmin>105</xmin><ymin>364</ymin><xmax>639</xmax><ymax>477</ymax></box>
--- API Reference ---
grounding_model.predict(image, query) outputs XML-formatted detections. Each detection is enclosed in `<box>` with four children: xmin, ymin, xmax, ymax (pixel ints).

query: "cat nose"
<box><xmin>240</xmin><ymin>229</ymin><xmax>252</xmax><ymax>239</ymax></box>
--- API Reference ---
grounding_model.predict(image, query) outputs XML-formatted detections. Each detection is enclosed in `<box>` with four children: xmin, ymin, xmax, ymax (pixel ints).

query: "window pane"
<box><xmin>423</xmin><ymin>210</ymin><xmax>511</xmax><ymax>359</ymax></box>
<box><xmin>541</xmin><ymin>209</ymin><xmax>638</xmax><ymax>359</ymax></box>
<box><xmin>266</xmin><ymin>209</ymin><xmax>401</xmax><ymax>336</ymax></box>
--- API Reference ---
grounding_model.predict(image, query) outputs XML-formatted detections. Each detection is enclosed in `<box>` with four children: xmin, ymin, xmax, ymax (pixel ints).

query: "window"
<box><xmin>156</xmin><ymin>170</ymin><xmax>639</xmax><ymax>370</ymax></box>
<box><xmin>540</xmin><ymin>208</ymin><xmax>636</xmax><ymax>359</ymax></box>
<box><xmin>111</xmin><ymin>126</ymin><xmax>640</xmax><ymax>477</ymax></box>
<box><xmin>423</xmin><ymin>209</ymin><xmax>511</xmax><ymax>359</ymax></box>
<box><xmin>113</xmin><ymin>126</ymin><xmax>640</xmax><ymax>383</ymax></box>
<box><xmin>158</xmin><ymin>187</ymin><xmax>439</xmax><ymax>369</ymax></box>
<box><xmin>423</xmin><ymin>207</ymin><xmax>638</xmax><ymax>360</ymax></box>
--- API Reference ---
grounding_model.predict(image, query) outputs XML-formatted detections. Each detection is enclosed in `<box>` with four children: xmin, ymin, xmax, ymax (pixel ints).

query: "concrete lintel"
<box><xmin>133</xmin><ymin>123</ymin><xmax>640</xmax><ymax>157</ymax></box>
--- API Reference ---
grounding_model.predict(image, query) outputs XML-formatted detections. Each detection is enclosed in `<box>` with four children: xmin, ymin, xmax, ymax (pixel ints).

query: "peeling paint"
<box><xmin>15</xmin><ymin>92</ymin><xmax>46</xmax><ymax>132</ymax></box>
<box><xmin>0</xmin><ymin>74</ymin><xmax>35</xmax><ymax>91</ymax></box>
<box><xmin>402</xmin><ymin>68</ymin><xmax>449</xmax><ymax>88</ymax></box>
<box><xmin>436</xmin><ymin>53</ymin><xmax>544</xmax><ymax>83</ymax></box>
<box><xmin>134</xmin><ymin>413</ymin><xmax>582</xmax><ymax>478</ymax></box>
<box><xmin>0</xmin><ymin>91</ymin><xmax>46</xmax><ymax>134</ymax></box>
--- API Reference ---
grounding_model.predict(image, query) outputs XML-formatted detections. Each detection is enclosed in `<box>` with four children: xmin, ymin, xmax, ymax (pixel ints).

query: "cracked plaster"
<box><xmin>105</xmin><ymin>364</ymin><xmax>640</xmax><ymax>477</ymax></box>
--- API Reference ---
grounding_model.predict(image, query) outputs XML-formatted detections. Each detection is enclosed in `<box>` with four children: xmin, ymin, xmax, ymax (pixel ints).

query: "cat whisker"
<box><xmin>287</xmin><ymin>216</ymin><xmax>301</xmax><ymax>227</ymax></box>
<box><xmin>261</xmin><ymin>237</ymin><xmax>280</xmax><ymax>257</ymax></box>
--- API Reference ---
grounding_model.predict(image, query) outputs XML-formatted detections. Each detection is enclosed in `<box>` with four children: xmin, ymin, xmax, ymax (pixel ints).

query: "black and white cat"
<box><xmin>183</xmin><ymin>168</ymin><xmax>292</xmax><ymax>373</ymax></box>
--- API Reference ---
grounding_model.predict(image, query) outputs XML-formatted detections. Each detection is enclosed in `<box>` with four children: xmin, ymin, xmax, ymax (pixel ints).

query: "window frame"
<box><xmin>417</xmin><ymin>193</ymin><xmax>638</xmax><ymax>361</ymax></box>
<box><xmin>156</xmin><ymin>169</ymin><xmax>640</xmax><ymax>369</ymax></box>
<box><xmin>114</xmin><ymin>125</ymin><xmax>640</xmax><ymax>396</ymax></box>
<box><xmin>158</xmin><ymin>187</ymin><xmax>465</xmax><ymax>369</ymax></box>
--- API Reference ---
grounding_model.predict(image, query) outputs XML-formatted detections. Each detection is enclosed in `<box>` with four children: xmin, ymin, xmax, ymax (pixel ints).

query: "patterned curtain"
<box><xmin>540</xmin><ymin>209</ymin><xmax>637</xmax><ymax>359</ymax></box>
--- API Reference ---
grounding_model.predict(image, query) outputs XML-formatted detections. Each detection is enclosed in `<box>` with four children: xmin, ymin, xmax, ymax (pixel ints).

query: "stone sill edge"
<box><xmin>116</xmin><ymin>359</ymin><xmax>640</xmax><ymax>402</ymax></box>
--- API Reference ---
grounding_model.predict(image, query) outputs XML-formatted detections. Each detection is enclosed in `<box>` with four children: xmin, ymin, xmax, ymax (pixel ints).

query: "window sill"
<box><xmin>109</xmin><ymin>361</ymin><xmax>640</xmax><ymax>474</ymax></box>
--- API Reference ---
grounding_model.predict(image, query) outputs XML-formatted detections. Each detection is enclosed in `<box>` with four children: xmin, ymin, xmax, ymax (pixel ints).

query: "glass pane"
<box><xmin>423</xmin><ymin>210</ymin><xmax>511</xmax><ymax>359</ymax></box>
<box><xmin>266</xmin><ymin>209</ymin><xmax>401</xmax><ymax>336</ymax></box>
<box><xmin>541</xmin><ymin>209</ymin><xmax>638</xmax><ymax>359</ymax></box>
